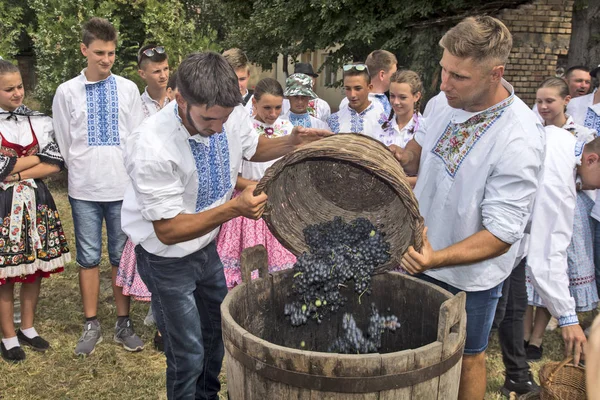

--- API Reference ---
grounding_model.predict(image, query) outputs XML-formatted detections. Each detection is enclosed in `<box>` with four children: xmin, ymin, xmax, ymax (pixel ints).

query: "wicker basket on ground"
<box><xmin>255</xmin><ymin>133</ymin><xmax>424</xmax><ymax>272</ymax></box>
<box><xmin>539</xmin><ymin>357</ymin><xmax>586</xmax><ymax>400</ymax></box>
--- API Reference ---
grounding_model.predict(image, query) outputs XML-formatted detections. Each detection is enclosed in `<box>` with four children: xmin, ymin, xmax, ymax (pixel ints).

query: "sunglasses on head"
<box><xmin>343</xmin><ymin>64</ymin><xmax>369</xmax><ymax>74</ymax></box>
<box><xmin>138</xmin><ymin>46</ymin><xmax>165</xmax><ymax>63</ymax></box>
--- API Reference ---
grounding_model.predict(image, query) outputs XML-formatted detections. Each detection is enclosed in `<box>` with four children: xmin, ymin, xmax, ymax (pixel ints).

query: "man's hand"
<box><xmin>561</xmin><ymin>324</ymin><xmax>586</xmax><ymax>366</ymax></box>
<box><xmin>234</xmin><ymin>184</ymin><xmax>268</xmax><ymax>220</ymax></box>
<box><xmin>401</xmin><ymin>227</ymin><xmax>440</xmax><ymax>274</ymax></box>
<box><xmin>290</xmin><ymin>126</ymin><xmax>332</xmax><ymax>147</ymax></box>
<box><xmin>389</xmin><ymin>144</ymin><xmax>412</xmax><ymax>166</ymax></box>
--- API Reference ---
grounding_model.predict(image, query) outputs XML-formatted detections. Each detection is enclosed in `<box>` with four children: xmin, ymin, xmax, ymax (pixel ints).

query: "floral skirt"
<box><xmin>217</xmin><ymin>192</ymin><xmax>296</xmax><ymax>289</ymax></box>
<box><xmin>527</xmin><ymin>192</ymin><xmax>599</xmax><ymax>312</ymax></box>
<box><xmin>0</xmin><ymin>180</ymin><xmax>70</xmax><ymax>285</ymax></box>
<box><xmin>115</xmin><ymin>239</ymin><xmax>151</xmax><ymax>302</ymax></box>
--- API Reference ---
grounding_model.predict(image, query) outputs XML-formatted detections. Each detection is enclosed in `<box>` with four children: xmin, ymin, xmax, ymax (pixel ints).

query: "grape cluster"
<box><xmin>328</xmin><ymin>304</ymin><xmax>401</xmax><ymax>354</ymax></box>
<box><xmin>283</xmin><ymin>217</ymin><xmax>391</xmax><ymax>326</ymax></box>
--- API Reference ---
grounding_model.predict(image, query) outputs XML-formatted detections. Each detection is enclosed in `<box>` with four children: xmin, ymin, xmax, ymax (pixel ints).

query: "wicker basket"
<box><xmin>539</xmin><ymin>357</ymin><xmax>586</xmax><ymax>400</ymax></box>
<box><xmin>255</xmin><ymin>133</ymin><xmax>424</xmax><ymax>272</ymax></box>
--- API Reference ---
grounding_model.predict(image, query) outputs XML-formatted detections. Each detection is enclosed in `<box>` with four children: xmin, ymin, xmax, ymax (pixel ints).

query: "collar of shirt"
<box><xmin>172</xmin><ymin>102</ymin><xmax>210</xmax><ymax>146</ymax></box>
<box><xmin>79</xmin><ymin>69</ymin><xmax>113</xmax><ymax>85</ymax></box>
<box><xmin>288</xmin><ymin>112</ymin><xmax>312</xmax><ymax>127</ymax></box>
<box><xmin>348</xmin><ymin>102</ymin><xmax>374</xmax><ymax>117</ymax></box>
<box><xmin>450</xmin><ymin>79</ymin><xmax>515</xmax><ymax>125</ymax></box>
<box><xmin>142</xmin><ymin>87</ymin><xmax>170</xmax><ymax>109</ymax></box>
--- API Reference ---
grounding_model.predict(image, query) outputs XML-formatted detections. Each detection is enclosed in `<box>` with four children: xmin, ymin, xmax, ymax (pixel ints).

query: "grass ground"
<box><xmin>0</xmin><ymin>176</ymin><xmax>593</xmax><ymax>399</ymax></box>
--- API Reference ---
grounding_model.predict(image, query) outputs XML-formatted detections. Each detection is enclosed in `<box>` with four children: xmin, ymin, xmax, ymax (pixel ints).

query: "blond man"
<box><xmin>392</xmin><ymin>17</ymin><xmax>545</xmax><ymax>399</ymax></box>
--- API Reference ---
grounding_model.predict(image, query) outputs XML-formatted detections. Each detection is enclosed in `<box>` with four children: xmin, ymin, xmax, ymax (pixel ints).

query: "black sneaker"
<box><xmin>1</xmin><ymin>342</ymin><xmax>26</xmax><ymax>363</ymax></box>
<box><xmin>526</xmin><ymin>344</ymin><xmax>543</xmax><ymax>361</ymax></box>
<box><xmin>500</xmin><ymin>373</ymin><xmax>540</xmax><ymax>397</ymax></box>
<box><xmin>17</xmin><ymin>330</ymin><xmax>50</xmax><ymax>352</ymax></box>
<box><xmin>153</xmin><ymin>330</ymin><xmax>164</xmax><ymax>352</ymax></box>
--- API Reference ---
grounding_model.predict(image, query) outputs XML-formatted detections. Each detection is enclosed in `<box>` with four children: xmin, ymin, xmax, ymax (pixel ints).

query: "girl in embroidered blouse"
<box><xmin>382</xmin><ymin>70</ymin><xmax>424</xmax><ymax>188</ymax></box>
<box><xmin>0</xmin><ymin>61</ymin><xmax>70</xmax><ymax>362</ymax></box>
<box><xmin>217</xmin><ymin>78</ymin><xmax>296</xmax><ymax>289</ymax></box>
<box><xmin>381</xmin><ymin>70</ymin><xmax>424</xmax><ymax>148</ymax></box>
<box><xmin>524</xmin><ymin>77</ymin><xmax>598</xmax><ymax>361</ymax></box>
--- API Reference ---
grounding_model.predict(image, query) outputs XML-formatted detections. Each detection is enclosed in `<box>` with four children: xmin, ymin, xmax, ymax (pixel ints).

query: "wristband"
<box><xmin>17</xmin><ymin>172</ymin><xmax>21</xmax><ymax>181</ymax></box>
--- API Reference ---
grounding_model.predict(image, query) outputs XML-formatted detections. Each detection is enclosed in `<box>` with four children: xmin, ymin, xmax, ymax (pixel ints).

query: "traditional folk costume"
<box><xmin>216</xmin><ymin>117</ymin><xmax>297</xmax><ymax>289</ymax></box>
<box><xmin>140</xmin><ymin>87</ymin><xmax>171</xmax><ymax>119</ymax></box>
<box><xmin>281</xmin><ymin>73</ymin><xmax>331</xmax><ymax>131</ymax></box>
<box><xmin>282</xmin><ymin>111</ymin><xmax>330</xmax><ymax>130</ymax></box>
<box><xmin>378</xmin><ymin>113</ymin><xmax>423</xmax><ymax>148</ymax></box>
<box><xmin>340</xmin><ymin>93</ymin><xmax>392</xmax><ymax>117</ymax></box>
<box><xmin>116</xmin><ymin>89</ymin><xmax>171</xmax><ymax>302</ymax></box>
<box><xmin>0</xmin><ymin>106</ymin><xmax>70</xmax><ymax>285</ymax></box>
<box><xmin>526</xmin><ymin>123</ymin><xmax>599</xmax><ymax>315</ymax></box>
<box><xmin>327</xmin><ymin>101</ymin><xmax>387</xmax><ymax>137</ymax></box>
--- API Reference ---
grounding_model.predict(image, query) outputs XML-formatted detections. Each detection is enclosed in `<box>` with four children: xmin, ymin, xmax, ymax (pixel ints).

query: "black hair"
<box><xmin>176</xmin><ymin>52</ymin><xmax>242</xmax><ymax>107</ymax></box>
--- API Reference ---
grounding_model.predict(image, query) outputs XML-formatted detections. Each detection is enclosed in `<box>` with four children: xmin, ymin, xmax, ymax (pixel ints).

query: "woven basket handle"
<box><xmin>546</xmin><ymin>357</ymin><xmax>574</xmax><ymax>384</ymax></box>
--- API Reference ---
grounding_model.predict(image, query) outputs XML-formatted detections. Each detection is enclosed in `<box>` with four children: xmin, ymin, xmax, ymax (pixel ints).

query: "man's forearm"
<box><xmin>401</xmin><ymin>139</ymin><xmax>422</xmax><ymax>176</ymax></box>
<box><xmin>20</xmin><ymin>163</ymin><xmax>60</xmax><ymax>180</ymax></box>
<box><xmin>250</xmin><ymin>135</ymin><xmax>296</xmax><ymax>163</ymax></box>
<box><xmin>153</xmin><ymin>200</ymin><xmax>241</xmax><ymax>245</ymax></box>
<box><xmin>432</xmin><ymin>230</ymin><xmax>511</xmax><ymax>268</ymax></box>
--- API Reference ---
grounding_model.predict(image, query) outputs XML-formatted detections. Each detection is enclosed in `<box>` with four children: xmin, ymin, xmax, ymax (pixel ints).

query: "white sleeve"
<box><xmin>51</xmin><ymin>85</ymin><xmax>72</xmax><ymax>166</ymax></box>
<box><xmin>317</xmin><ymin>98</ymin><xmax>331</xmax><ymax>122</ymax></box>
<box><xmin>526</xmin><ymin>146</ymin><xmax>578</xmax><ymax>326</ymax></box>
<box><xmin>236</xmin><ymin>109</ymin><xmax>259</xmax><ymax>160</ymax></box>
<box><xmin>481</xmin><ymin>134</ymin><xmax>543</xmax><ymax>244</ymax></box>
<box><xmin>339</xmin><ymin>97</ymin><xmax>348</xmax><ymax>110</ymax></box>
<box><xmin>413</xmin><ymin>117</ymin><xmax>427</xmax><ymax>147</ymax></box>
<box><xmin>125</xmin><ymin>137</ymin><xmax>186</xmax><ymax>222</ymax></box>
<box><xmin>127</xmin><ymin>85</ymin><xmax>145</xmax><ymax>134</ymax></box>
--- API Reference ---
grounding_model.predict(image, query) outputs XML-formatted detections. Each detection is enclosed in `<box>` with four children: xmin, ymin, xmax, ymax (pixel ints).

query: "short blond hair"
<box><xmin>366</xmin><ymin>50</ymin><xmax>397</xmax><ymax>78</ymax></box>
<box><xmin>222</xmin><ymin>48</ymin><xmax>249</xmax><ymax>72</ymax></box>
<box><xmin>439</xmin><ymin>16</ymin><xmax>512</xmax><ymax>65</ymax></box>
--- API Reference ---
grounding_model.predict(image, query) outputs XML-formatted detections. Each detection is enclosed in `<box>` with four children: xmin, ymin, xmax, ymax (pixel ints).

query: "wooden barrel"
<box><xmin>222</xmin><ymin>246</ymin><xmax>467</xmax><ymax>399</ymax></box>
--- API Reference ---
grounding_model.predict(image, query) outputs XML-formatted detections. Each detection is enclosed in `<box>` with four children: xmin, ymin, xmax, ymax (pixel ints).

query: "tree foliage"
<box><xmin>3</xmin><ymin>0</ymin><xmax>218</xmax><ymax>112</ymax></box>
<box><xmin>192</xmin><ymin>0</ymin><xmax>528</xmax><ymax>100</ymax></box>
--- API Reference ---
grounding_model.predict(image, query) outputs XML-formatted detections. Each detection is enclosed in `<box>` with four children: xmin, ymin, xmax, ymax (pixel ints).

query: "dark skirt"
<box><xmin>0</xmin><ymin>179</ymin><xmax>70</xmax><ymax>285</ymax></box>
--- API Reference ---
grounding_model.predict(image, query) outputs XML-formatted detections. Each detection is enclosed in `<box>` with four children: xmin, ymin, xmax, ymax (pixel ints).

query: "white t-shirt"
<box><xmin>376</xmin><ymin>114</ymin><xmax>423</xmax><ymax>148</ymax></box>
<box><xmin>414</xmin><ymin>79</ymin><xmax>545</xmax><ymax>291</ymax></box>
<box><xmin>121</xmin><ymin>102</ymin><xmax>259</xmax><ymax>257</ymax></box>
<box><xmin>52</xmin><ymin>71</ymin><xmax>144</xmax><ymax>201</ymax></box>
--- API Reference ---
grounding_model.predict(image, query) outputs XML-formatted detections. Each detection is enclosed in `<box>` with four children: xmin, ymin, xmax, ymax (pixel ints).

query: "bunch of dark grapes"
<box><xmin>328</xmin><ymin>304</ymin><xmax>401</xmax><ymax>354</ymax></box>
<box><xmin>284</xmin><ymin>217</ymin><xmax>391</xmax><ymax>326</ymax></box>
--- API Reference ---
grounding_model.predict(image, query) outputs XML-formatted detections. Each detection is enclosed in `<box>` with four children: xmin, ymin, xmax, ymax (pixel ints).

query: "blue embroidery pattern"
<box><xmin>189</xmin><ymin>130</ymin><xmax>232</xmax><ymax>212</ymax></box>
<box><xmin>575</xmin><ymin>140</ymin><xmax>585</xmax><ymax>158</ymax></box>
<box><xmin>348</xmin><ymin>104</ymin><xmax>375</xmax><ymax>134</ymax></box>
<box><xmin>584</xmin><ymin>108</ymin><xmax>600</xmax><ymax>133</ymax></box>
<box><xmin>327</xmin><ymin>113</ymin><xmax>340</xmax><ymax>133</ymax></box>
<box><xmin>85</xmin><ymin>75</ymin><xmax>120</xmax><ymax>146</ymax></box>
<box><xmin>432</xmin><ymin>96</ymin><xmax>513</xmax><ymax>177</ymax></box>
<box><xmin>289</xmin><ymin>113</ymin><xmax>312</xmax><ymax>128</ymax></box>
<box><xmin>374</xmin><ymin>94</ymin><xmax>392</xmax><ymax>116</ymax></box>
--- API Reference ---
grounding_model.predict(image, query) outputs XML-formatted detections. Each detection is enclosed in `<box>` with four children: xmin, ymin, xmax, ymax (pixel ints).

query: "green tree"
<box><xmin>0</xmin><ymin>0</ymin><xmax>26</xmax><ymax>59</ymax></box>
<box><xmin>193</xmin><ymin>0</ymin><xmax>529</xmax><ymax>102</ymax></box>
<box><xmin>20</xmin><ymin>0</ymin><xmax>217</xmax><ymax>112</ymax></box>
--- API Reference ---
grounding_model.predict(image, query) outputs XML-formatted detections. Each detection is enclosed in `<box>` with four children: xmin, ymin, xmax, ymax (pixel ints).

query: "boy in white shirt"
<box><xmin>138</xmin><ymin>44</ymin><xmax>170</xmax><ymax>118</ymax></box>
<box><xmin>52</xmin><ymin>17</ymin><xmax>144</xmax><ymax>356</ymax></box>
<box><xmin>339</xmin><ymin>50</ymin><xmax>397</xmax><ymax>116</ymax></box>
<box><xmin>282</xmin><ymin>73</ymin><xmax>329</xmax><ymax>130</ymax></box>
<box><xmin>327</xmin><ymin>64</ymin><xmax>387</xmax><ymax>136</ymax></box>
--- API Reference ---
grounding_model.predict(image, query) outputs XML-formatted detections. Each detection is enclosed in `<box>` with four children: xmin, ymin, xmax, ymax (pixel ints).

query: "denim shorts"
<box><xmin>417</xmin><ymin>274</ymin><xmax>504</xmax><ymax>355</ymax></box>
<box><xmin>69</xmin><ymin>197</ymin><xmax>128</xmax><ymax>268</ymax></box>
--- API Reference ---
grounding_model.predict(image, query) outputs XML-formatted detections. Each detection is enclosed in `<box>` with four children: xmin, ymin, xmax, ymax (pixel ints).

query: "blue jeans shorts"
<box><xmin>69</xmin><ymin>197</ymin><xmax>128</xmax><ymax>268</ymax></box>
<box><xmin>417</xmin><ymin>274</ymin><xmax>504</xmax><ymax>355</ymax></box>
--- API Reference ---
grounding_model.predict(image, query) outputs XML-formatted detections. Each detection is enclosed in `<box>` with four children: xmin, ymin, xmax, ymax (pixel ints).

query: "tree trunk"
<box><xmin>567</xmin><ymin>0</ymin><xmax>600</xmax><ymax>69</ymax></box>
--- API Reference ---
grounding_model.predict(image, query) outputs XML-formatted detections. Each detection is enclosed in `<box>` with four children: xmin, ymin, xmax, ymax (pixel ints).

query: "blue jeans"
<box><xmin>417</xmin><ymin>274</ymin><xmax>503</xmax><ymax>355</ymax></box>
<box><xmin>68</xmin><ymin>197</ymin><xmax>127</xmax><ymax>267</ymax></box>
<box><xmin>135</xmin><ymin>242</ymin><xmax>227</xmax><ymax>400</ymax></box>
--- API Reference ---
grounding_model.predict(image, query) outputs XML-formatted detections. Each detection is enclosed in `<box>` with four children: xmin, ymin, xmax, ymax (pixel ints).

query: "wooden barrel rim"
<box><xmin>224</xmin><ymin>334</ymin><xmax>464</xmax><ymax>393</ymax></box>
